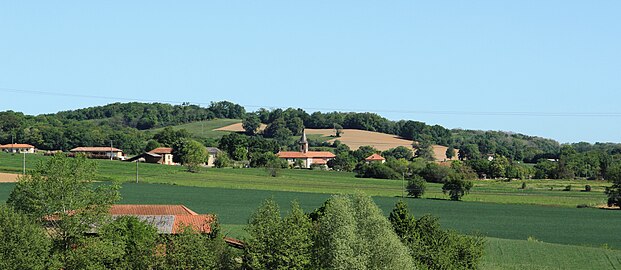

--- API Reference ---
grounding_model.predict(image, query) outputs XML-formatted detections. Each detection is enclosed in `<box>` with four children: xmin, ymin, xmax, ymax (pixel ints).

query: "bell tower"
<box><xmin>299</xmin><ymin>130</ymin><xmax>309</xmax><ymax>153</ymax></box>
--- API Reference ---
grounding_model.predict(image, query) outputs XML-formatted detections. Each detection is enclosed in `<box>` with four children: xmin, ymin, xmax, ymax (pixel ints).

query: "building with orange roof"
<box><xmin>0</xmin><ymin>143</ymin><xmax>35</xmax><ymax>153</ymax></box>
<box><xmin>276</xmin><ymin>131</ymin><xmax>336</xmax><ymax>168</ymax></box>
<box><xmin>365</xmin><ymin>153</ymin><xmax>386</xmax><ymax>163</ymax></box>
<box><xmin>109</xmin><ymin>204</ymin><xmax>213</xmax><ymax>234</ymax></box>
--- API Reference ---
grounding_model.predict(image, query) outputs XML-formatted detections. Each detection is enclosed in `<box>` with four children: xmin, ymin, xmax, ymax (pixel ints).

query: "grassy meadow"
<box><xmin>147</xmin><ymin>118</ymin><xmax>241</xmax><ymax>139</ymax></box>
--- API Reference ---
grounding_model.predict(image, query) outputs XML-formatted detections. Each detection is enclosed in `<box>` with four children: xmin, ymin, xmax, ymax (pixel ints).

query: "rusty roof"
<box><xmin>0</xmin><ymin>144</ymin><xmax>35</xmax><ymax>149</ymax></box>
<box><xmin>148</xmin><ymin>147</ymin><xmax>173</xmax><ymax>154</ymax></box>
<box><xmin>365</xmin><ymin>153</ymin><xmax>385</xmax><ymax>161</ymax></box>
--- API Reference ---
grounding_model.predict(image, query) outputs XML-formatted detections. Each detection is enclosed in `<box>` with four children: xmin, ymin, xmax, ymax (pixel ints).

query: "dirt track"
<box><xmin>0</xmin><ymin>172</ymin><xmax>20</xmax><ymax>182</ymax></box>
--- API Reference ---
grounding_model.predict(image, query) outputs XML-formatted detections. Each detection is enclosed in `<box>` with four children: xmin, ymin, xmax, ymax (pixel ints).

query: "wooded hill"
<box><xmin>1</xmin><ymin>101</ymin><xmax>619</xmax><ymax>163</ymax></box>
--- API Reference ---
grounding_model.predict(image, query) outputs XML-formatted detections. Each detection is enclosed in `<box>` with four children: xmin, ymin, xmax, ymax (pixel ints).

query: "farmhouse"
<box><xmin>70</xmin><ymin>146</ymin><xmax>125</xmax><ymax>159</ymax></box>
<box><xmin>0</xmin><ymin>143</ymin><xmax>35</xmax><ymax>153</ymax></box>
<box><xmin>277</xmin><ymin>131</ymin><xmax>336</xmax><ymax>168</ymax></box>
<box><xmin>365</xmin><ymin>153</ymin><xmax>386</xmax><ymax>163</ymax></box>
<box><xmin>126</xmin><ymin>147</ymin><xmax>176</xmax><ymax>165</ymax></box>
<box><xmin>206</xmin><ymin>147</ymin><xmax>221</xmax><ymax>167</ymax></box>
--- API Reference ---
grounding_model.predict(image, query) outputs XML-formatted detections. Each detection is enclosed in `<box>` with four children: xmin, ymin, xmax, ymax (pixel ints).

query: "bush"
<box><xmin>354</xmin><ymin>163</ymin><xmax>400</xmax><ymax>180</ymax></box>
<box><xmin>406</xmin><ymin>176</ymin><xmax>426</xmax><ymax>198</ymax></box>
<box><xmin>521</xmin><ymin>182</ymin><xmax>526</xmax><ymax>189</ymax></box>
<box><xmin>584</xmin><ymin>185</ymin><xmax>592</xmax><ymax>192</ymax></box>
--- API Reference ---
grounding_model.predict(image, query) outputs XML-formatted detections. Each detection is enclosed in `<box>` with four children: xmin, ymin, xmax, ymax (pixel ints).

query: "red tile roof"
<box><xmin>365</xmin><ymin>153</ymin><xmax>385</xmax><ymax>161</ymax></box>
<box><xmin>276</xmin><ymin>151</ymin><xmax>336</xmax><ymax>159</ymax></box>
<box><xmin>110</xmin><ymin>205</ymin><xmax>198</xmax><ymax>215</ymax></box>
<box><xmin>0</xmin><ymin>143</ymin><xmax>35</xmax><ymax>149</ymax></box>
<box><xmin>148</xmin><ymin>147</ymin><xmax>173</xmax><ymax>154</ymax></box>
<box><xmin>70</xmin><ymin>147</ymin><xmax>123</xmax><ymax>152</ymax></box>
<box><xmin>172</xmin><ymin>215</ymin><xmax>214</xmax><ymax>234</ymax></box>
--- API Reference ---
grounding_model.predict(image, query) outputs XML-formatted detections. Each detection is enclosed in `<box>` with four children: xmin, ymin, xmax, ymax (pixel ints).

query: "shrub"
<box><xmin>584</xmin><ymin>185</ymin><xmax>592</xmax><ymax>192</ymax></box>
<box><xmin>521</xmin><ymin>182</ymin><xmax>526</xmax><ymax>189</ymax></box>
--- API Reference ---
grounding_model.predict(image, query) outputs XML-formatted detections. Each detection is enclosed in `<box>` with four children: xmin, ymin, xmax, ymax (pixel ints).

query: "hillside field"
<box><xmin>148</xmin><ymin>118</ymin><xmax>241</xmax><ymax>139</ymax></box>
<box><xmin>0</xmin><ymin>153</ymin><xmax>610</xmax><ymax>207</ymax></box>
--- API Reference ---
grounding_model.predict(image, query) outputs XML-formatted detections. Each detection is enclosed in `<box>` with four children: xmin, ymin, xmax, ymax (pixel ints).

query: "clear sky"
<box><xmin>1</xmin><ymin>1</ymin><xmax>619</xmax><ymax>143</ymax></box>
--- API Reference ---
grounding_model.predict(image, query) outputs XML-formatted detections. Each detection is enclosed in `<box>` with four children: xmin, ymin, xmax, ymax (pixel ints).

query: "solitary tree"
<box><xmin>406</xmin><ymin>176</ymin><xmax>427</xmax><ymax>198</ymax></box>
<box><xmin>442</xmin><ymin>173</ymin><xmax>474</xmax><ymax>201</ymax></box>
<box><xmin>333</xmin><ymin>123</ymin><xmax>344</xmax><ymax>137</ymax></box>
<box><xmin>445</xmin><ymin>145</ymin><xmax>455</xmax><ymax>160</ymax></box>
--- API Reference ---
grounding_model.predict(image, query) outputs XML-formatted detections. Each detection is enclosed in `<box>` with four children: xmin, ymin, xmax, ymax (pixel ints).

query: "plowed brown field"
<box><xmin>0</xmin><ymin>173</ymin><xmax>20</xmax><ymax>182</ymax></box>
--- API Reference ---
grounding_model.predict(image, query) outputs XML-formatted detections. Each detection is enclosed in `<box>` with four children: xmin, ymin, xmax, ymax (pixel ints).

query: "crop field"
<box><xmin>482</xmin><ymin>237</ymin><xmax>621</xmax><ymax>270</ymax></box>
<box><xmin>148</xmin><ymin>118</ymin><xmax>242</xmax><ymax>139</ymax></box>
<box><xmin>0</xmin><ymin>152</ymin><xmax>611</xmax><ymax>207</ymax></box>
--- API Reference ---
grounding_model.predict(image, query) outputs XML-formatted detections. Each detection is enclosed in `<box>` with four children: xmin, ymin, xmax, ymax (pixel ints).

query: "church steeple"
<box><xmin>299</xmin><ymin>130</ymin><xmax>309</xmax><ymax>153</ymax></box>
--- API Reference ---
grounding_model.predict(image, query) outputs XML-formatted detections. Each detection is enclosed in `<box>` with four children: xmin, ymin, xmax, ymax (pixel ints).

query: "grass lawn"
<box><xmin>0</xmin><ymin>152</ymin><xmax>611</xmax><ymax>208</ymax></box>
<box><xmin>147</xmin><ymin>118</ymin><xmax>241</xmax><ymax>139</ymax></box>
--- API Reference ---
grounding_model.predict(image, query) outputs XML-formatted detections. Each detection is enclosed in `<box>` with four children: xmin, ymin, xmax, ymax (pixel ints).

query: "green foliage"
<box><xmin>414</xmin><ymin>140</ymin><xmax>435</xmax><ymax>161</ymax></box>
<box><xmin>421</xmin><ymin>162</ymin><xmax>452</xmax><ymax>183</ymax></box>
<box><xmin>0</xmin><ymin>205</ymin><xmax>51</xmax><ymax>270</ymax></box>
<box><xmin>243</xmin><ymin>114</ymin><xmax>261</xmax><ymax>135</ymax></box>
<box><xmin>389</xmin><ymin>201</ymin><xmax>485</xmax><ymax>270</ymax></box>
<box><xmin>208</xmin><ymin>101</ymin><xmax>246</xmax><ymax>119</ymax></box>
<box><xmin>605</xmin><ymin>162</ymin><xmax>621</xmax><ymax>208</ymax></box>
<box><xmin>144</xmin><ymin>139</ymin><xmax>161</xmax><ymax>152</ymax></box>
<box><xmin>164</xmin><ymin>226</ymin><xmax>235</xmax><ymax>269</ymax></box>
<box><xmin>442</xmin><ymin>174</ymin><xmax>474</xmax><ymax>201</ymax></box>
<box><xmin>584</xmin><ymin>184</ymin><xmax>591</xmax><ymax>192</ymax></box>
<box><xmin>214</xmin><ymin>152</ymin><xmax>233</xmax><ymax>168</ymax></box>
<box><xmin>245</xmin><ymin>199</ymin><xmax>313</xmax><ymax>270</ymax></box>
<box><xmin>154</xmin><ymin>126</ymin><xmax>192</xmax><ymax>147</ymax></box>
<box><xmin>316</xmin><ymin>194</ymin><xmax>415</xmax><ymax>270</ymax></box>
<box><xmin>6</xmin><ymin>154</ymin><xmax>120</xmax><ymax>268</ymax></box>
<box><xmin>407</xmin><ymin>176</ymin><xmax>426</xmax><ymax>198</ymax></box>
<box><xmin>174</xmin><ymin>139</ymin><xmax>208</xmax><ymax>172</ymax></box>
<box><xmin>383</xmin><ymin>146</ymin><xmax>413</xmax><ymax>160</ymax></box>
<box><xmin>99</xmin><ymin>216</ymin><xmax>159</xmax><ymax>269</ymax></box>
<box><xmin>327</xmin><ymin>152</ymin><xmax>356</xmax><ymax>172</ymax></box>
<box><xmin>352</xmin><ymin>145</ymin><xmax>379</xmax><ymax>161</ymax></box>
<box><xmin>354</xmin><ymin>162</ymin><xmax>400</xmax><ymax>180</ymax></box>
<box><xmin>446</xmin><ymin>145</ymin><xmax>456</xmax><ymax>159</ymax></box>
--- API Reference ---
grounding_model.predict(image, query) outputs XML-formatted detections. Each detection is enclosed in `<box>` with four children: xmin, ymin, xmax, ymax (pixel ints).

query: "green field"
<box><xmin>0</xmin><ymin>153</ymin><xmax>610</xmax><ymax>208</ymax></box>
<box><xmin>482</xmin><ymin>237</ymin><xmax>621</xmax><ymax>270</ymax></box>
<box><xmin>147</xmin><ymin>118</ymin><xmax>241</xmax><ymax>139</ymax></box>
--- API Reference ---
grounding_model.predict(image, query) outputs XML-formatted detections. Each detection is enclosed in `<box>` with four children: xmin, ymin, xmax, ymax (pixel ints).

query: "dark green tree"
<box><xmin>442</xmin><ymin>173</ymin><xmax>474</xmax><ymax>201</ymax></box>
<box><xmin>406</xmin><ymin>176</ymin><xmax>427</xmax><ymax>198</ymax></box>
<box><xmin>243</xmin><ymin>114</ymin><xmax>261</xmax><ymax>135</ymax></box>
<box><xmin>173</xmin><ymin>139</ymin><xmax>208</xmax><ymax>172</ymax></box>
<box><xmin>446</xmin><ymin>145</ymin><xmax>455</xmax><ymax>159</ymax></box>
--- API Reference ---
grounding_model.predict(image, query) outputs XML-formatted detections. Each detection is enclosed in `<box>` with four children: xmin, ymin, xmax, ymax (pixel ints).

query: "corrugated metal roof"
<box><xmin>110</xmin><ymin>205</ymin><xmax>197</xmax><ymax>215</ymax></box>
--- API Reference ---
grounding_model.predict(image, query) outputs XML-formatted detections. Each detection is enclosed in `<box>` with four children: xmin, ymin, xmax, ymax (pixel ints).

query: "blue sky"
<box><xmin>0</xmin><ymin>1</ymin><xmax>619</xmax><ymax>143</ymax></box>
